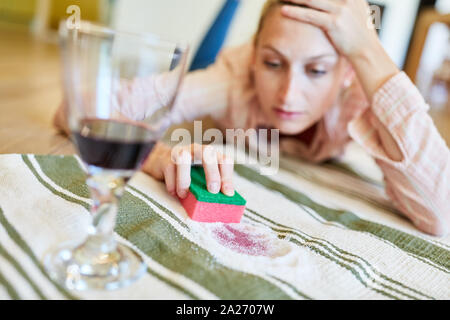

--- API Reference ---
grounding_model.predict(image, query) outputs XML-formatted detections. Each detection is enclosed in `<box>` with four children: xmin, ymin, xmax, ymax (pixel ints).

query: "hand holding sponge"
<box><xmin>179</xmin><ymin>166</ymin><xmax>246</xmax><ymax>223</ymax></box>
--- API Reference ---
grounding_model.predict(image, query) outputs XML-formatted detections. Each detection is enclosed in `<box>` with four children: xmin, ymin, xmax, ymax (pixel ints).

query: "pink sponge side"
<box><xmin>179</xmin><ymin>191</ymin><xmax>245</xmax><ymax>223</ymax></box>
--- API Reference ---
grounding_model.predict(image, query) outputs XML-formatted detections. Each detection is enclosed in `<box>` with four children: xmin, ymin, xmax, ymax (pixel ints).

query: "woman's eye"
<box><xmin>264</xmin><ymin>61</ymin><xmax>281</xmax><ymax>69</ymax></box>
<box><xmin>308</xmin><ymin>69</ymin><xmax>327</xmax><ymax>76</ymax></box>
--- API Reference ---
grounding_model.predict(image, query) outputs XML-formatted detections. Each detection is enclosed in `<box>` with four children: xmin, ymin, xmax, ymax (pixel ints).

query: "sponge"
<box><xmin>179</xmin><ymin>166</ymin><xmax>246</xmax><ymax>223</ymax></box>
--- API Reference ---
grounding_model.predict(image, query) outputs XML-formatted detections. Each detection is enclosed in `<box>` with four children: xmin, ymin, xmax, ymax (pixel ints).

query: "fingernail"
<box><xmin>223</xmin><ymin>183</ymin><xmax>235</xmax><ymax>196</ymax></box>
<box><xmin>178</xmin><ymin>189</ymin><xmax>188</xmax><ymax>199</ymax></box>
<box><xmin>208</xmin><ymin>182</ymin><xmax>220</xmax><ymax>194</ymax></box>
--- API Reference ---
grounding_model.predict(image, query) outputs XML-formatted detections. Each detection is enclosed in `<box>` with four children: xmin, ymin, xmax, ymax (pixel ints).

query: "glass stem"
<box><xmin>84</xmin><ymin>168</ymin><xmax>127</xmax><ymax>254</ymax></box>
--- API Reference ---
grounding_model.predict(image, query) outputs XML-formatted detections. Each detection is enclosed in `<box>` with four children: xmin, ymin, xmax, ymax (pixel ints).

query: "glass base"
<box><xmin>44</xmin><ymin>239</ymin><xmax>147</xmax><ymax>291</ymax></box>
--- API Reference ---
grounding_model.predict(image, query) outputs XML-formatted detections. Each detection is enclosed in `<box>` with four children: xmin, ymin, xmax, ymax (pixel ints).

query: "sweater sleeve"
<box><xmin>53</xmin><ymin>43</ymin><xmax>246</xmax><ymax>133</ymax></box>
<box><xmin>348</xmin><ymin>71</ymin><xmax>450</xmax><ymax>236</ymax></box>
<box><xmin>168</xmin><ymin>42</ymin><xmax>255</xmax><ymax>125</ymax></box>
<box><xmin>167</xmin><ymin>48</ymin><xmax>234</xmax><ymax>124</ymax></box>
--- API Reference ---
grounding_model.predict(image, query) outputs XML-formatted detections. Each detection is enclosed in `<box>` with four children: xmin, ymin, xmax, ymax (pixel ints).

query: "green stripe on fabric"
<box><xmin>245</xmin><ymin>208</ymin><xmax>434</xmax><ymax>300</ymax></box>
<box><xmin>33</xmin><ymin>156</ymin><xmax>204</xmax><ymax>298</ymax></box>
<box><xmin>291</xmin><ymin>236</ymin><xmax>400</xmax><ymax>300</ymax></box>
<box><xmin>269</xmin><ymin>275</ymin><xmax>313</xmax><ymax>300</ymax></box>
<box><xmin>0</xmin><ymin>242</ymin><xmax>47</xmax><ymax>299</ymax></box>
<box><xmin>0</xmin><ymin>206</ymin><xmax>78</xmax><ymax>300</ymax></box>
<box><xmin>22</xmin><ymin>155</ymin><xmax>89</xmax><ymax>211</ymax></box>
<box><xmin>281</xmin><ymin>161</ymin><xmax>401</xmax><ymax>215</ymax></box>
<box><xmin>235</xmin><ymin>165</ymin><xmax>450</xmax><ymax>271</ymax></box>
<box><xmin>28</xmin><ymin>156</ymin><xmax>205</xmax><ymax>300</ymax></box>
<box><xmin>0</xmin><ymin>269</ymin><xmax>20</xmax><ymax>300</ymax></box>
<box><xmin>126</xmin><ymin>187</ymin><xmax>309</xmax><ymax>299</ymax></box>
<box><xmin>30</xmin><ymin>155</ymin><xmax>294</xmax><ymax>299</ymax></box>
<box><xmin>300</xmin><ymin>206</ymin><xmax>449</xmax><ymax>275</ymax></box>
<box><xmin>256</xmin><ymin>151</ymin><xmax>402</xmax><ymax>225</ymax></box>
<box><xmin>127</xmin><ymin>185</ymin><xmax>189</xmax><ymax>231</ymax></box>
<box><xmin>115</xmin><ymin>192</ymin><xmax>293</xmax><ymax>299</ymax></box>
<box><xmin>34</xmin><ymin>155</ymin><xmax>90</xmax><ymax>199</ymax></box>
<box><xmin>322</xmin><ymin>160</ymin><xmax>384</xmax><ymax>188</ymax></box>
<box><xmin>243</xmin><ymin>213</ymin><xmax>404</xmax><ymax>300</ymax></box>
<box><xmin>34</xmin><ymin>156</ymin><xmax>194</xmax><ymax>234</ymax></box>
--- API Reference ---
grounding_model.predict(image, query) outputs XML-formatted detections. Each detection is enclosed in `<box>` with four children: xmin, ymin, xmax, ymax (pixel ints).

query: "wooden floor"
<box><xmin>0</xmin><ymin>24</ymin><xmax>449</xmax><ymax>156</ymax></box>
<box><xmin>0</xmin><ymin>24</ymin><xmax>76</xmax><ymax>155</ymax></box>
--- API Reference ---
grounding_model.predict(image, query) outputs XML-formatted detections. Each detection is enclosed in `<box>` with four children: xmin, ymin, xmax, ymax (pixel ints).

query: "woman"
<box><xmin>55</xmin><ymin>0</ymin><xmax>450</xmax><ymax>236</ymax></box>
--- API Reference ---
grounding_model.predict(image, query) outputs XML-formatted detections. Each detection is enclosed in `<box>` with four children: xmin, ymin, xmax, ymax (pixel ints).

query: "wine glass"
<box><xmin>44</xmin><ymin>21</ymin><xmax>189</xmax><ymax>291</ymax></box>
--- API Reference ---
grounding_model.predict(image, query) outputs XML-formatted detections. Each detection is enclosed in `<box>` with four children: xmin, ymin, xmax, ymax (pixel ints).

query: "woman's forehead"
<box><xmin>258</xmin><ymin>7</ymin><xmax>338</xmax><ymax>59</ymax></box>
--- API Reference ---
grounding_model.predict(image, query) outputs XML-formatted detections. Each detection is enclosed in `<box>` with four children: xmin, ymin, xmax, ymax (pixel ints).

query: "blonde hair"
<box><xmin>254</xmin><ymin>0</ymin><xmax>281</xmax><ymax>46</ymax></box>
<box><xmin>254</xmin><ymin>0</ymin><xmax>308</xmax><ymax>46</ymax></box>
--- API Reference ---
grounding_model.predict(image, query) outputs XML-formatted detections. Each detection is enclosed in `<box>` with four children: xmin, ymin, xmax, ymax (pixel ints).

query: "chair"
<box><xmin>189</xmin><ymin>0</ymin><xmax>240</xmax><ymax>71</ymax></box>
<box><xmin>404</xmin><ymin>8</ymin><xmax>450</xmax><ymax>83</ymax></box>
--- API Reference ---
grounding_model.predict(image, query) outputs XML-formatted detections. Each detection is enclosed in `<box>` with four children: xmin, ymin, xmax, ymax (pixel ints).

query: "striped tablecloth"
<box><xmin>0</xmin><ymin>144</ymin><xmax>448</xmax><ymax>300</ymax></box>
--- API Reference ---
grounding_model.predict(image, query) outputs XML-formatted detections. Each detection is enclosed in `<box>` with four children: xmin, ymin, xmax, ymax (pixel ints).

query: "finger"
<box><xmin>218</xmin><ymin>153</ymin><xmax>235</xmax><ymax>196</ymax></box>
<box><xmin>190</xmin><ymin>143</ymin><xmax>204</xmax><ymax>165</ymax></box>
<box><xmin>174</xmin><ymin>148</ymin><xmax>192</xmax><ymax>199</ymax></box>
<box><xmin>202</xmin><ymin>145</ymin><xmax>221</xmax><ymax>194</ymax></box>
<box><xmin>282</xmin><ymin>0</ymin><xmax>342</xmax><ymax>14</ymax></box>
<box><xmin>281</xmin><ymin>5</ymin><xmax>333</xmax><ymax>30</ymax></box>
<box><xmin>163</xmin><ymin>162</ymin><xmax>177</xmax><ymax>197</ymax></box>
<box><xmin>145</xmin><ymin>142</ymin><xmax>172</xmax><ymax>180</ymax></box>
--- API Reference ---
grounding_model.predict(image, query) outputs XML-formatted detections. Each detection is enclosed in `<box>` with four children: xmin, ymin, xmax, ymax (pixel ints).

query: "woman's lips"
<box><xmin>273</xmin><ymin>108</ymin><xmax>306</xmax><ymax>120</ymax></box>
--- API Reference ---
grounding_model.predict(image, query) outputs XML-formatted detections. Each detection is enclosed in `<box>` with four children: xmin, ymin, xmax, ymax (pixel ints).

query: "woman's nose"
<box><xmin>278</xmin><ymin>73</ymin><xmax>301</xmax><ymax>105</ymax></box>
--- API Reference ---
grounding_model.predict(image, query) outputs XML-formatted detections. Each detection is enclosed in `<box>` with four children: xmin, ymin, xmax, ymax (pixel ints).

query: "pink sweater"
<box><xmin>165</xmin><ymin>42</ymin><xmax>450</xmax><ymax>236</ymax></box>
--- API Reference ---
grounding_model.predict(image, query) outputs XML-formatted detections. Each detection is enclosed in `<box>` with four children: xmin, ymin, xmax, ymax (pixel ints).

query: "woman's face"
<box><xmin>253</xmin><ymin>6</ymin><xmax>350</xmax><ymax>135</ymax></box>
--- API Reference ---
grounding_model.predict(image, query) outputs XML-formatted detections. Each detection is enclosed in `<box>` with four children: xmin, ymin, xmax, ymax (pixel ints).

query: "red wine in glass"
<box><xmin>73</xmin><ymin>118</ymin><xmax>156</xmax><ymax>170</ymax></box>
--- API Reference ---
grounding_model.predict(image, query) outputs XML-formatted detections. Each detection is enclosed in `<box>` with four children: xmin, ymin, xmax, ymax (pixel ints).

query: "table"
<box><xmin>0</xmin><ymin>24</ymin><xmax>76</xmax><ymax>156</ymax></box>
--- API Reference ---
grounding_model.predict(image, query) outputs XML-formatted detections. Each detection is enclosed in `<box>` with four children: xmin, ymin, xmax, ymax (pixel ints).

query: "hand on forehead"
<box><xmin>257</xmin><ymin>4</ymin><xmax>339</xmax><ymax>62</ymax></box>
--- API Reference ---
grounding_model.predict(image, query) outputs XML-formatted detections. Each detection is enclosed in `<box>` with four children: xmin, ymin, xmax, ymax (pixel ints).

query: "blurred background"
<box><xmin>0</xmin><ymin>0</ymin><xmax>449</xmax><ymax>155</ymax></box>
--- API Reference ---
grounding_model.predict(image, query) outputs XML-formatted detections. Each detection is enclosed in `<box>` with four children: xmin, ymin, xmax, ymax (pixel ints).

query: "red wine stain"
<box><xmin>212</xmin><ymin>224</ymin><xmax>269</xmax><ymax>256</ymax></box>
